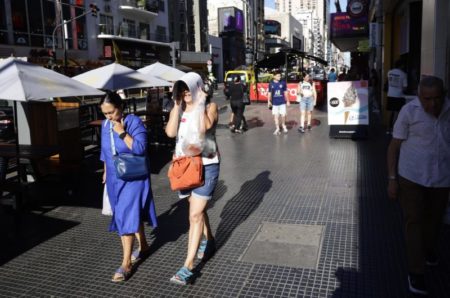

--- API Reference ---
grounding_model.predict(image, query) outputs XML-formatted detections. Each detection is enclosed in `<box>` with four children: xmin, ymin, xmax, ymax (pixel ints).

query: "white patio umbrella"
<box><xmin>72</xmin><ymin>62</ymin><xmax>171</xmax><ymax>90</ymax></box>
<box><xmin>0</xmin><ymin>57</ymin><xmax>105</xmax><ymax>101</ymax></box>
<box><xmin>0</xmin><ymin>57</ymin><xmax>105</xmax><ymax>186</ymax></box>
<box><xmin>137</xmin><ymin>62</ymin><xmax>185</xmax><ymax>82</ymax></box>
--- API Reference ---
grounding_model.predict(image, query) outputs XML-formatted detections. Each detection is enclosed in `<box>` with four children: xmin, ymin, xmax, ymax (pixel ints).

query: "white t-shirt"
<box><xmin>387</xmin><ymin>68</ymin><xmax>407</xmax><ymax>98</ymax></box>
<box><xmin>393</xmin><ymin>97</ymin><xmax>450</xmax><ymax>187</ymax></box>
<box><xmin>299</xmin><ymin>81</ymin><xmax>314</xmax><ymax>98</ymax></box>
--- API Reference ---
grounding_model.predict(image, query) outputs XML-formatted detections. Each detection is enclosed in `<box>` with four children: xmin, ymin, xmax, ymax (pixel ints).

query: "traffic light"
<box><xmin>89</xmin><ymin>4</ymin><xmax>99</xmax><ymax>17</ymax></box>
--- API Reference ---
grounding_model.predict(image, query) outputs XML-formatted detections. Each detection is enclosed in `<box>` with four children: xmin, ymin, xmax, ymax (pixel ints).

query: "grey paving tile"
<box><xmin>0</xmin><ymin>105</ymin><xmax>448</xmax><ymax>297</ymax></box>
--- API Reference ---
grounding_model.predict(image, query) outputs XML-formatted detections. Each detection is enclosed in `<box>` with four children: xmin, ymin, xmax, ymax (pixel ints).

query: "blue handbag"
<box><xmin>110</xmin><ymin>122</ymin><xmax>148</xmax><ymax>181</ymax></box>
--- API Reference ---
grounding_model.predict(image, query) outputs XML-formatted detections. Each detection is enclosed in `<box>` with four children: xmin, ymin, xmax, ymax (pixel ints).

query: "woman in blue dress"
<box><xmin>100</xmin><ymin>91</ymin><xmax>157</xmax><ymax>282</ymax></box>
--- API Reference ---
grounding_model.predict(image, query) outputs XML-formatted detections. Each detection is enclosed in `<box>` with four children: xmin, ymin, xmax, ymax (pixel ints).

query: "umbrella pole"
<box><xmin>13</xmin><ymin>101</ymin><xmax>23</xmax><ymax>209</ymax></box>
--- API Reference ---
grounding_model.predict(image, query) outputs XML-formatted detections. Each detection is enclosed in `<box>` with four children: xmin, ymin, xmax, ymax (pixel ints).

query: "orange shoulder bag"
<box><xmin>168</xmin><ymin>155</ymin><xmax>204</xmax><ymax>191</ymax></box>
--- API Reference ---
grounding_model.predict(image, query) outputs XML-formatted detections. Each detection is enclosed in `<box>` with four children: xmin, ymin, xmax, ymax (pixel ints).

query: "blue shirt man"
<box><xmin>268</xmin><ymin>80</ymin><xmax>288</xmax><ymax>106</ymax></box>
<box><xmin>267</xmin><ymin>72</ymin><xmax>290</xmax><ymax>135</ymax></box>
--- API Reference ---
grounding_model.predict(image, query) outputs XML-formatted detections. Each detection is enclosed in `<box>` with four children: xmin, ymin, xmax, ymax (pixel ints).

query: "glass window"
<box><xmin>139</xmin><ymin>23</ymin><xmax>149</xmax><ymax>40</ymax></box>
<box><xmin>123</xmin><ymin>19</ymin><xmax>136</xmax><ymax>38</ymax></box>
<box><xmin>12</xmin><ymin>0</ymin><xmax>29</xmax><ymax>45</ymax></box>
<box><xmin>74</xmin><ymin>6</ymin><xmax>87</xmax><ymax>50</ymax></box>
<box><xmin>28</xmin><ymin>0</ymin><xmax>44</xmax><ymax>47</ymax></box>
<box><xmin>0</xmin><ymin>0</ymin><xmax>7</xmax><ymax>44</ymax></box>
<box><xmin>158</xmin><ymin>0</ymin><xmax>165</xmax><ymax>12</ymax></box>
<box><xmin>0</xmin><ymin>0</ymin><xmax>6</xmax><ymax>30</ymax></box>
<box><xmin>43</xmin><ymin>0</ymin><xmax>56</xmax><ymax>48</ymax></box>
<box><xmin>156</xmin><ymin>25</ymin><xmax>166</xmax><ymax>42</ymax></box>
<box><xmin>99</xmin><ymin>14</ymin><xmax>114</xmax><ymax>35</ymax></box>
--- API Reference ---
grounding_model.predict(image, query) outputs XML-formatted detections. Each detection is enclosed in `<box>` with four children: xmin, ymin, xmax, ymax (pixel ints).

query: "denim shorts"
<box><xmin>300</xmin><ymin>97</ymin><xmax>314</xmax><ymax>111</ymax></box>
<box><xmin>179</xmin><ymin>163</ymin><xmax>220</xmax><ymax>200</ymax></box>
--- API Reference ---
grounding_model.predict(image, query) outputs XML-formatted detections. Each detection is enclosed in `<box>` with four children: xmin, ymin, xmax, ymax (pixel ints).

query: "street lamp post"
<box><xmin>52</xmin><ymin>4</ymin><xmax>98</xmax><ymax>70</ymax></box>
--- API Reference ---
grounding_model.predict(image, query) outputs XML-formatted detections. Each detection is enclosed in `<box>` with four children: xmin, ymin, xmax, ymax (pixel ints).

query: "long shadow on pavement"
<box><xmin>0</xmin><ymin>206</ymin><xmax>79</xmax><ymax>266</ymax></box>
<box><xmin>214</xmin><ymin>171</ymin><xmax>272</xmax><ymax>250</ymax></box>
<box><xmin>148</xmin><ymin>180</ymin><xmax>227</xmax><ymax>256</ymax></box>
<box><xmin>194</xmin><ymin>171</ymin><xmax>272</xmax><ymax>278</ymax></box>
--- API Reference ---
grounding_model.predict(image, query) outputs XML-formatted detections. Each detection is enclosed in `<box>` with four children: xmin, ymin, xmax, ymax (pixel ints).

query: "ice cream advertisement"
<box><xmin>327</xmin><ymin>81</ymin><xmax>369</xmax><ymax>125</ymax></box>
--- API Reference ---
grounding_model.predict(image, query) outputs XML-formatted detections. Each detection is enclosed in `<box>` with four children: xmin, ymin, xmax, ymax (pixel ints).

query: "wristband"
<box><xmin>119</xmin><ymin>132</ymin><xmax>127</xmax><ymax>140</ymax></box>
<box><xmin>388</xmin><ymin>176</ymin><xmax>397</xmax><ymax>180</ymax></box>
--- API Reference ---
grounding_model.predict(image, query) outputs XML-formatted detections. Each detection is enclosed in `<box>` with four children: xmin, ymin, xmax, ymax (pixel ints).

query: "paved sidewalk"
<box><xmin>1</xmin><ymin>104</ymin><xmax>449</xmax><ymax>297</ymax></box>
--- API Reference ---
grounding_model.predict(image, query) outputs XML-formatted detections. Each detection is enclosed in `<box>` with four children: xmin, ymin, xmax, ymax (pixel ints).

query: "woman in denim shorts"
<box><xmin>165</xmin><ymin>72</ymin><xmax>220</xmax><ymax>285</ymax></box>
<box><xmin>297</xmin><ymin>74</ymin><xmax>317</xmax><ymax>133</ymax></box>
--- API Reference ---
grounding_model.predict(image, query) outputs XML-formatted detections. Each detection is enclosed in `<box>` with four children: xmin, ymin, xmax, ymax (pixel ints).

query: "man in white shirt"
<box><xmin>387</xmin><ymin>76</ymin><xmax>450</xmax><ymax>296</ymax></box>
<box><xmin>386</xmin><ymin>60</ymin><xmax>408</xmax><ymax>133</ymax></box>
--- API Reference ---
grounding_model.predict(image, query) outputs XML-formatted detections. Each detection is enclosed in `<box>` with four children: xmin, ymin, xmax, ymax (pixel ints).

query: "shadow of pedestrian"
<box><xmin>147</xmin><ymin>180</ymin><xmax>227</xmax><ymax>256</ymax></box>
<box><xmin>193</xmin><ymin>171</ymin><xmax>272</xmax><ymax>278</ymax></box>
<box><xmin>245</xmin><ymin>117</ymin><xmax>265</xmax><ymax>129</ymax></box>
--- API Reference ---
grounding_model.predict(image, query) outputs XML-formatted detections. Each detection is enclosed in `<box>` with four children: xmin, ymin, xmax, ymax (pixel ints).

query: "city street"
<box><xmin>1</xmin><ymin>91</ymin><xmax>449</xmax><ymax>297</ymax></box>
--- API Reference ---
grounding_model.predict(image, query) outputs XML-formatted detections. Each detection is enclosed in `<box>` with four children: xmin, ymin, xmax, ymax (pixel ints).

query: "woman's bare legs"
<box><xmin>184</xmin><ymin>196</ymin><xmax>208</xmax><ymax>270</ymax></box>
<box><xmin>112</xmin><ymin>234</ymin><xmax>134</xmax><ymax>280</ymax></box>
<box><xmin>134</xmin><ymin>223</ymin><xmax>149</xmax><ymax>251</ymax></box>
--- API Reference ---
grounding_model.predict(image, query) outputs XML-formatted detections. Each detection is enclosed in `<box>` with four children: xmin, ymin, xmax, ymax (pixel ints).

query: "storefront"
<box><xmin>379</xmin><ymin>0</ymin><xmax>449</xmax><ymax>124</ymax></box>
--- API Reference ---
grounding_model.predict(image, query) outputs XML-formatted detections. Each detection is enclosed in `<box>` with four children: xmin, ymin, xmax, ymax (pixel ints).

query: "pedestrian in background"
<box><xmin>100</xmin><ymin>91</ymin><xmax>158</xmax><ymax>282</ymax></box>
<box><xmin>328</xmin><ymin>68</ymin><xmax>337</xmax><ymax>82</ymax></box>
<box><xmin>297</xmin><ymin>73</ymin><xmax>317</xmax><ymax>133</ymax></box>
<box><xmin>386</xmin><ymin>60</ymin><xmax>408</xmax><ymax>133</ymax></box>
<box><xmin>369</xmin><ymin>69</ymin><xmax>380</xmax><ymax>113</ymax></box>
<box><xmin>387</xmin><ymin>76</ymin><xmax>450</xmax><ymax>296</ymax></box>
<box><xmin>165</xmin><ymin>73</ymin><xmax>220</xmax><ymax>285</ymax></box>
<box><xmin>337</xmin><ymin>68</ymin><xmax>347</xmax><ymax>81</ymax></box>
<box><xmin>228</xmin><ymin>76</ymin><xmax>247</xmax><ymax>133</ymax></box>
<box><xmin>268</xmin><ymin>71</ymin><xmax>290</xmax><ymax>135</ymax></box>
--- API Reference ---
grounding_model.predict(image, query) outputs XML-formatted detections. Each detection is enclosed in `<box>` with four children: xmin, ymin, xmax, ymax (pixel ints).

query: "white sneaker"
<box><xmin>282</xmin><ymin>125</ymin><xmax>288</xmax><ymax>133</ymax></box>
<box><xmin>273</xmin><ymin>129</ymin><xmax>281</xmax><ymax>135</ymax></box>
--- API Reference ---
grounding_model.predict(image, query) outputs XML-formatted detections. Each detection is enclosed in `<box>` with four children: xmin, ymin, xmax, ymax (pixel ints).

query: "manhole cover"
<box><xmin>240</xmin><ymin>222</ymin><xmax>324</xmax><ymax>269</ymax></box>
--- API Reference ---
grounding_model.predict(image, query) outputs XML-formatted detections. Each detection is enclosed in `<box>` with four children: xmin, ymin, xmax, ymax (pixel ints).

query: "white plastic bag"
<box><xmin>176</xmin><ymin>73</ymin><xmax>207</xmax><ymax>156</ymax></box>
<box><xmin>102</xmin><ymin>185</ymin><xmax>113</xmax><ymax>216</ymax></box>
<box><xmin>180</xmin><ymin>99</ymin><xmax>205</xmax><ymax>156</ymax></box>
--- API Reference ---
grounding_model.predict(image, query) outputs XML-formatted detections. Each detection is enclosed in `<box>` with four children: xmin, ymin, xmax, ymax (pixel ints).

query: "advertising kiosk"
<box><xmin>327</xmin><ymin>80</ymin><xmax>369</xmax><ymax>138</ymax></box>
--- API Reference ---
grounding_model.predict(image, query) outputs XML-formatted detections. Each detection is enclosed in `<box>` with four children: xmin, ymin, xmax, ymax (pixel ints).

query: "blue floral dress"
<box><xmin>100</xmin><ymin>114</ymin><xmax>157</xmax><ymax>235</ymax></box>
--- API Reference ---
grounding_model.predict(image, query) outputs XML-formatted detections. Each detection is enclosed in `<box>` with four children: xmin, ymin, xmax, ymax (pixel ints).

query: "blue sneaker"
<box><xmin>170</xmin><ymin>266</ymin><xmax>193</xmax><ymax>285</ymax></box>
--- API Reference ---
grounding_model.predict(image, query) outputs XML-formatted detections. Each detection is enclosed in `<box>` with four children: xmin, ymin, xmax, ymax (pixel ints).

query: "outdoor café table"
<box><xmin>0</xmin><ymin>144</ymin><xmax>59</xmax><ymax>159</ymax></box>
<box><xmin>0</xmin><ymin>144</ymin><xmax>60</xmax><ymax>209</ymax></box>
<box><xmin>0</xmin><ymin>143</ymin><xmax>60</xmax><ymax>180</ymax></box>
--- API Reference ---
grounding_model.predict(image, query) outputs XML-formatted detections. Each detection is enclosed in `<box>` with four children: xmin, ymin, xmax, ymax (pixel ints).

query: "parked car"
<box><xmin>0</xmin><ymin>106</ymin><xmax>14</xmax><ymax>140</ymax></box>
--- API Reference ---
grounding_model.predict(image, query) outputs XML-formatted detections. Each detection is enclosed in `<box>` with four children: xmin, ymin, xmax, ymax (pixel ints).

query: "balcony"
<box><xmin>118</xmin><ymin>0</ymin><xmax>158</xmax><ymax>20</ymax></box>
<box><xmin>97</xmin><ymin>24</ymin><xmax>169</xmax><ymax>45</ymax></box>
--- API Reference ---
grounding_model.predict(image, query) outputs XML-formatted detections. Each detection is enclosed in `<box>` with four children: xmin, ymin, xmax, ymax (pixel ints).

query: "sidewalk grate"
<box><xmin>240</xmin><ymin>222</ymin><xmax>324</xmax><ymax>269</ymax></box>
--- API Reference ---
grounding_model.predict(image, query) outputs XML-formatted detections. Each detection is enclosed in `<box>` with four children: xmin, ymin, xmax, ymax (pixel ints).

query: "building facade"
<box><xmin>208</xmin><ymin>0</ymin><xmax>265</xmax><ymax>63</ymax></box>
<box><xmin>369</xmin><ymin>0</ymin><xmax>450</xmax><ymax>125</ymax></box>
<box><xmin>167</xmin><ymin>0</ymin><xmax>210</xmax><ymax>71</ymax></box>
<box><xmin>0</xmin><ymin>0</ymin><xmax>173</xmax><ymax>70</ymax></box>
<box><xmin>264</xmin><ymin>12</ymin><xmax>304</xmax><ymax>54</ymax></box>
<box><xmin>276</xmin><ymin>0</ymin><xmax>328</xmax><ymax>59</ymax></box>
